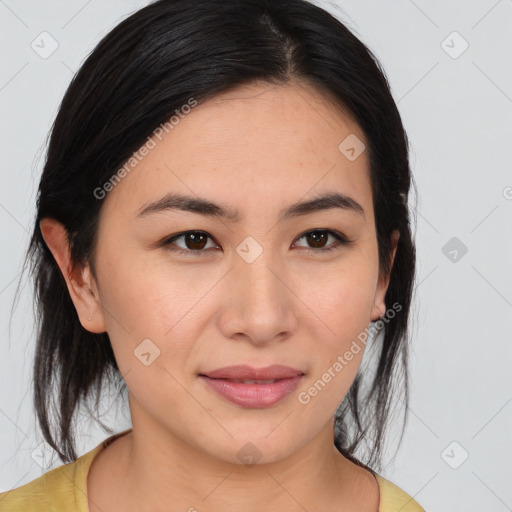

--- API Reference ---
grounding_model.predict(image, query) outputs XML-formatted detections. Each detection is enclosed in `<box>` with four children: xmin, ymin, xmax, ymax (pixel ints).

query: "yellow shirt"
<box><xmin>0</xmin><ymin>430</ymin><xmax>425</xmax><ymax>511</ymax></box>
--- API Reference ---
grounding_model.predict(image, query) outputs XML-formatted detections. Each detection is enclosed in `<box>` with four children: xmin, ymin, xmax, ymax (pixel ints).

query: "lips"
<box><xmin>200</xmin><ymin>364</ymin><xmax>304</xmax><ymax>381</ymax></box>
<box><xmin>198</xmin><ymin>365</ymin><xmax>305</xmax><ymax>408</ymax></box>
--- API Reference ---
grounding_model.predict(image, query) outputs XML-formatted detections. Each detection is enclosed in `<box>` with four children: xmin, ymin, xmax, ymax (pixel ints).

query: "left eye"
<box><xmin>294</xmin><ymin>229</ymin><xmax>352</xmax><ymax>252</ymax></box>
<box><xmin>162</xmin><ymin>229</ymin><xmax>353</xmax><ymax>256</ymax></box>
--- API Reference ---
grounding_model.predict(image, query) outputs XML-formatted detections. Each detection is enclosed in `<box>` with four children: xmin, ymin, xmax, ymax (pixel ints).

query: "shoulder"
<box><xmin>0</xmin><ymin>429</ymin><xmax>132</xmax><ymax>511</ymax></box>
<box><xmin>373</xmin><ymin>473</ymin><xmax>426</xmax><ymax>512</ymax></box>
<box><xmin>0</xmin><ymin>443</ymin><xmax>103</xmax><ymax>512</ymax></box>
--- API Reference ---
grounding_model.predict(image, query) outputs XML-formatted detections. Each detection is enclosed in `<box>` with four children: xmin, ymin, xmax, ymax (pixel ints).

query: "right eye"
<box><xmin>162</xmin><ymin>230</ymin><xmax>219</xmax><ymax>256</ymax></box>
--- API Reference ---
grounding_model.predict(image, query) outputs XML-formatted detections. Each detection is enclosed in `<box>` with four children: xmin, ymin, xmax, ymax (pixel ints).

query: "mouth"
<box><xmin>198</xmin><ymin>365</ymin><xmax>305</xmax><ymax>408</ymax></box>
<box><xmin>210</xmin><ymin>378</ymin><xmax>282</xmax><ymax>384</ymax></box>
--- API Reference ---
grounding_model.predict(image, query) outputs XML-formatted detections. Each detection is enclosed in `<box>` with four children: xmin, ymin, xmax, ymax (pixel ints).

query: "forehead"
<box><xmin>99</xmin><ymin>81</ymin><xmax>372</xmax><ymax>223</ymax></box>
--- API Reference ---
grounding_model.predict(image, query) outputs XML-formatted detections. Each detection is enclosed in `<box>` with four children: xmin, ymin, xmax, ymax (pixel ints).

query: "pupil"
<box><xmin>308</xmin><ymin>231</ymin><xmax>327</xmax><ymax>248</ymax></box>
<box><xmin>187</xmin><ymin>232</ymin><xmax>206</xmax><ymax>250</ymax></box>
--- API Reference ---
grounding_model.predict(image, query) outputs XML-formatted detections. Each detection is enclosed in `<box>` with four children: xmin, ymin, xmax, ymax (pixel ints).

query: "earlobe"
<box><xmin>370</xmin><ymin>229</ymin><xmax>400</xmax><ymax>322</ymax></box>
<box><xmin>39</xmin><ymin>218</ymin><xmax>106</xmax><ymax>333</ymax></box>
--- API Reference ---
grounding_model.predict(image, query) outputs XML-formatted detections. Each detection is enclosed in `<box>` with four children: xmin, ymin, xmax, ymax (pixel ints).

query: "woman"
<box><xmin>0</xmin><ymin>0</ymin><xmax>423</xmax><ymax>510</ymax></box>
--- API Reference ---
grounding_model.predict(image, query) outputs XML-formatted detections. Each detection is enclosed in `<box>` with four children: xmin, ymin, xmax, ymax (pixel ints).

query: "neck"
<box><xmin>87</xmin><ymin>395</ymin><xmax>379</xmax><ymax>512</ymax></box>
<box><xmin>104</xmin><ymin>419</ymin><xmax>360</xmax><ymax>511</ymax></box>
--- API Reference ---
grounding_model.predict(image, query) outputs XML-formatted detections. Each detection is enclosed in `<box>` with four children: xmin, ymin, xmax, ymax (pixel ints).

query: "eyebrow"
<box><xmin>136</xmin><ymin>191</ymin><xmax>365</xmax><ymax>222</ymax></box>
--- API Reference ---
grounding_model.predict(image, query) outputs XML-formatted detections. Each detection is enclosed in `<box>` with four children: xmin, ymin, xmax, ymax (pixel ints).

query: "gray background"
<box><xmin>1</xmin><ymin>1</ymin><xmax>511</xmax><ymax>510</ymax></box>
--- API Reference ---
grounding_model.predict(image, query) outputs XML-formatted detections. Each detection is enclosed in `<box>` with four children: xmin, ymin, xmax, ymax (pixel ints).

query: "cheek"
<box><xmin>93</xmin><ymin>247</ymin><xmax>199</xmax><ymax>374</ymax></box>
<box><xmin>294</xmin><ymin>255</ymin><xmax>378</xmax><ymax>333</ymax></box>
<box><xmin>95</xmin><ymin>257</ymin><xmax>199</xmax><ymax>418</ymax></box>
<box><xmin>295</xmin><ymin>329</ymin><xmax>367</xmax><ymax>430</ymax></box>
<box><xmin>97</xmin><ymin>241</ymin><xmax>207</xmax><ymax>336</ymax></box>
<box><xmin>291</xmin><ymin>259</ymin><xmax>377</xmax><ymax>413</ymax></box>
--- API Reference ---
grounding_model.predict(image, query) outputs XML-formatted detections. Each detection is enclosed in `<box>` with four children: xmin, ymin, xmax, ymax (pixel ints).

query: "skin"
<box><xmin>40</xmin><ymin>80</ymin><xmax>399</xmax><ymax>512</ymax></box>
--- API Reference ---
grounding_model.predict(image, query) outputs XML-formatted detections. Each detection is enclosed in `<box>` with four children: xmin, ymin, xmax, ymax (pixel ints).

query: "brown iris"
<box><xmin>183</xmin><ymin>232</ymin><xmax>209</xmax><ymax>250</ymax></box>
<box><xmin>304</xmin><ymin>230</ymin><xmax>329</xmax><ymax>249</ymax></box>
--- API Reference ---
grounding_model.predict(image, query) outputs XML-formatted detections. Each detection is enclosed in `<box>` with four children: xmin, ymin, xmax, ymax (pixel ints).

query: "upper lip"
<box><xmin>200</xmin><ymin>365</ymin><xmax>305</xmax><ymax>380</ymax></box>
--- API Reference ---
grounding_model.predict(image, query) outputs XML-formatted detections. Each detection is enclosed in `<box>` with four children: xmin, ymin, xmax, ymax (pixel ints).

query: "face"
<box><xmin>45</xmin><ymin>81</ymin><xmax>398</xmax><ymax>465</ymax></box>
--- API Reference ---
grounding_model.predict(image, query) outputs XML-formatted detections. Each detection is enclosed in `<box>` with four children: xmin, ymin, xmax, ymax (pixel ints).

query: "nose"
<box><xmin>216</xmin><ymin>245</ymin><xmax>299</xmax><ymax>347</ymax></box>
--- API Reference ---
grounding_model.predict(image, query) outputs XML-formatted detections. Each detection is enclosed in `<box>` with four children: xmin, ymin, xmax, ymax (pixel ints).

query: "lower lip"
<box><xmin>199</xmin><ymin>375</ymin><xmax>304</xmax><ymax>408</ymax></box>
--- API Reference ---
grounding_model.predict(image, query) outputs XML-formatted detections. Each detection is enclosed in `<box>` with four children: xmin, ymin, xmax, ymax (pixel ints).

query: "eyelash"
<box><xmin>161</xmin><ymin>229</ymin><xmax>354</xmax><ymax>257</ymax></box>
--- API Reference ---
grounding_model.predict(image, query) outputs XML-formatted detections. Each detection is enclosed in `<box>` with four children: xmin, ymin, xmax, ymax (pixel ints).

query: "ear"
<box><xmin>370</xmin><ymin>229</ymin><xmax>400</xmax><ymax>322</ymax></box>
<box><xmin>39</xmin><ymin>218</ymin><xmax>107</xmax><ymax>333</ymax></box>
